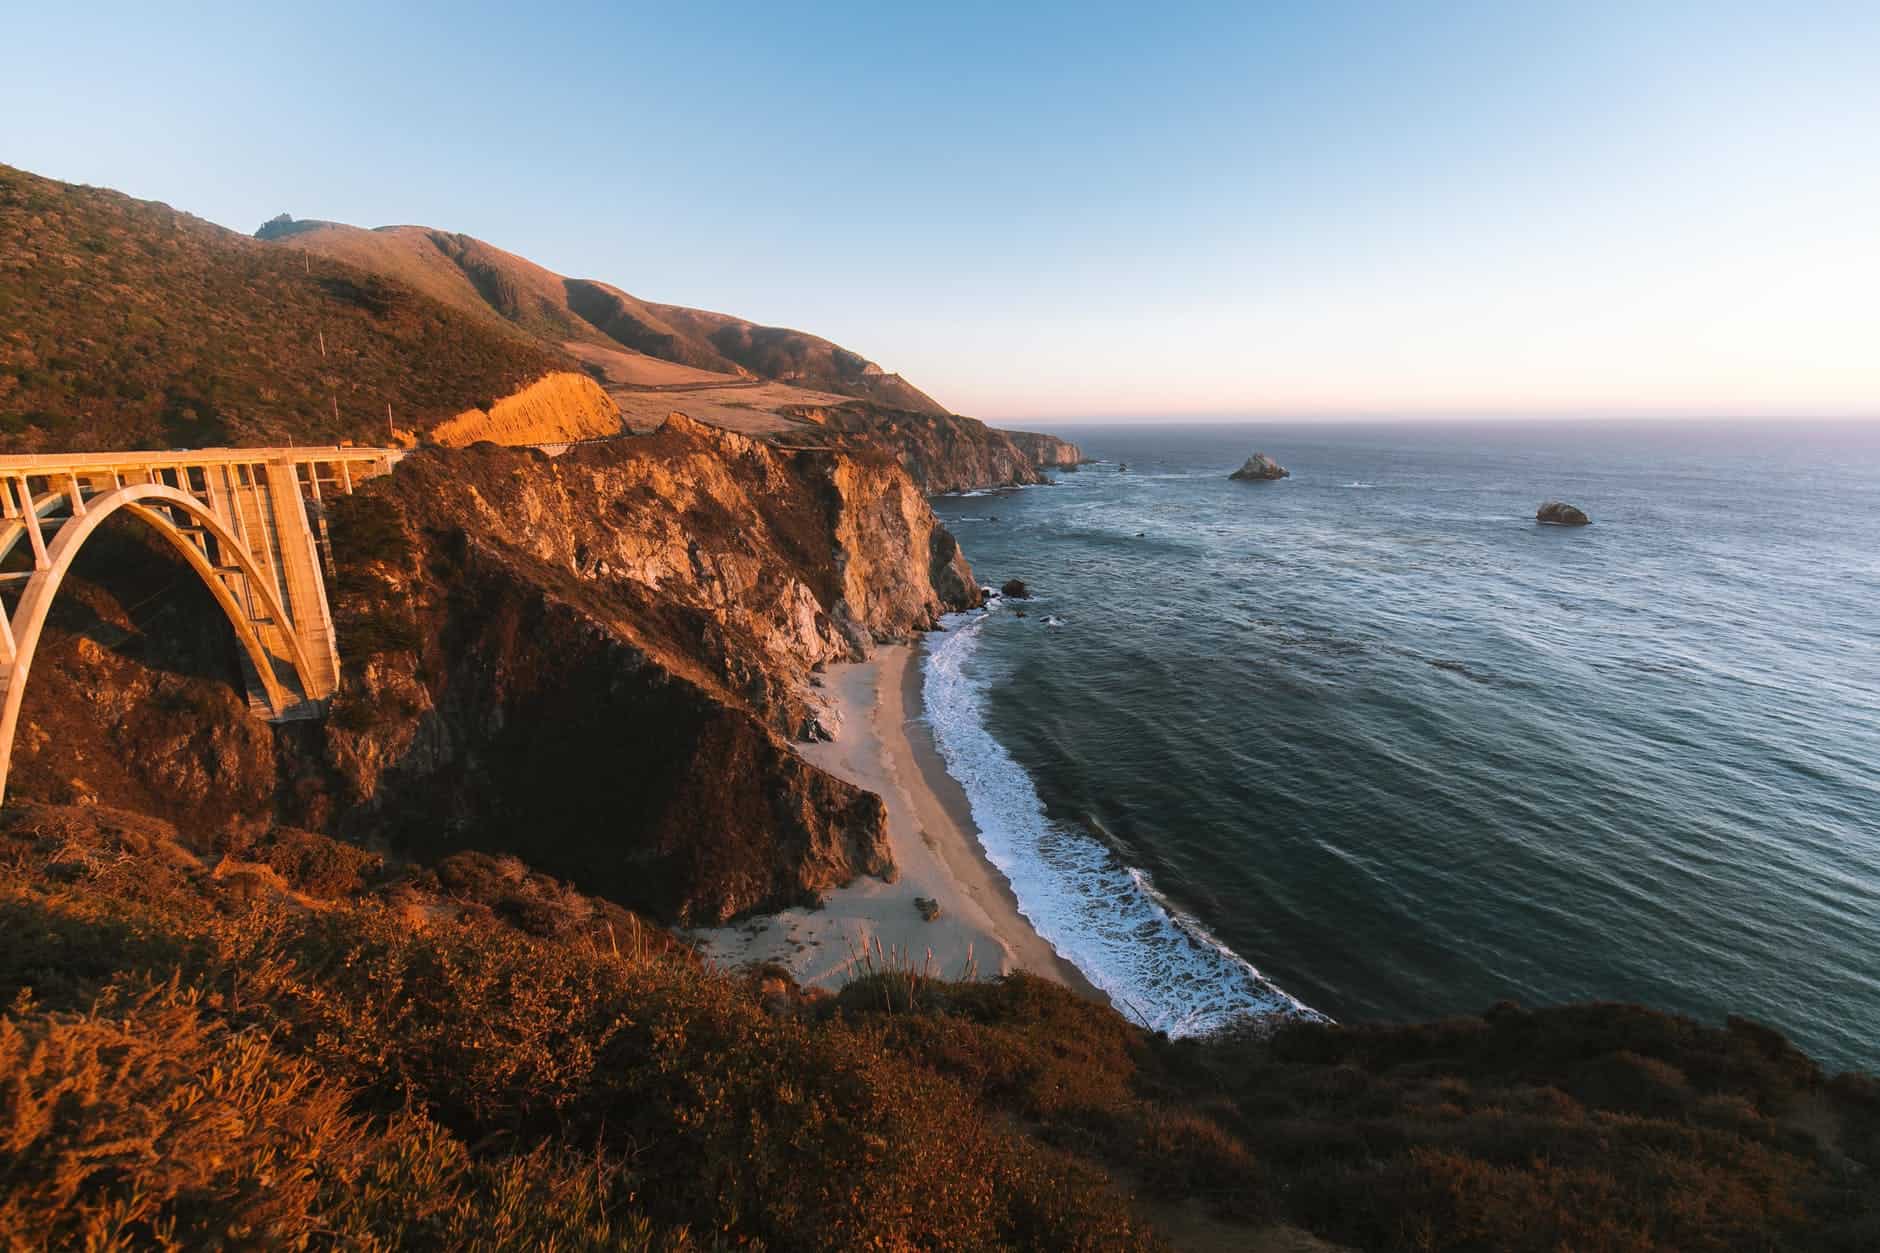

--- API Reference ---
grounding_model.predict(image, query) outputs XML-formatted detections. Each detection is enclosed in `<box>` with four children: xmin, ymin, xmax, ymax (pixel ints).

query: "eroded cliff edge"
<box><xmin>8</xmin><ymin>415</ymin><xmax>979</xmax><ymax>924</ymax></box>
<box><xmin>1002</xmin><ymin>429</ymin><xmax>1085</xmax><ymax>470</ymax></box>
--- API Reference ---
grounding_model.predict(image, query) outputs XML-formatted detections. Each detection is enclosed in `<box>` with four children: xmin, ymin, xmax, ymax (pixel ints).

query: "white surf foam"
<box><xmin>922</xmin><ymin>608</ymin><xmax>1327</xmax><ymax>1037</ymax></box>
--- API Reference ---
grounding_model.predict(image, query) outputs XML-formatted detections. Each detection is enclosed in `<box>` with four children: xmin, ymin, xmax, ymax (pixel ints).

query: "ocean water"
<box><xmin>923</xmin><ymin>420</ymin><xmax>1880</xmax><ymax>1069</ymax></box>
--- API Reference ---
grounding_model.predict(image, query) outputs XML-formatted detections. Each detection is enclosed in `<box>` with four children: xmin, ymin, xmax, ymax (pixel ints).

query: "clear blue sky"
<box><xmin>5</xmin><ymin>2</ymin><xmax>1877</xmax><ymax>421</ymax></box>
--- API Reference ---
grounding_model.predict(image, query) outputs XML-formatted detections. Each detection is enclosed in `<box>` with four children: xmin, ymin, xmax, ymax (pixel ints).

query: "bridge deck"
<box><xmin>0</xmin><ymin>445</ymin><xmax>402</xmax><ymax>475</ymax></box>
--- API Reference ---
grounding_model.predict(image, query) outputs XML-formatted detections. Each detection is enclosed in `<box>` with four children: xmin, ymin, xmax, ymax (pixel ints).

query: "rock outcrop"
<box><xmin>1001</xmin><ymin>430</ymin><xmax>1086</xmax><ymax>470</ymax></box>
<box><xmin>10</xmin><ymin>417</ymin><xmax>979</xmax><ymax>925</ymax></box>
<box><xmin>429</xmin><ymin>371</ymin><xmax>622</xmax><ymax>447</ymax></box>
<box><xmin>317</xmin><ymin>419</ymin><xmax>979</xmax><ymax>922</ymax></box>
<box><xmin>796</xmin><ymin>404</ymin><xmax>1048</xmax><ymax>494</ymax></box>
<box><xmin>1537</xmin><ymin>501</ymin><xmax>1591</xmax><ymax>525</ymax></box>
<box><xmin>1229</xmin><ymin>452</ymin><xmax>1289</xmax><ymax>481</ymax></box>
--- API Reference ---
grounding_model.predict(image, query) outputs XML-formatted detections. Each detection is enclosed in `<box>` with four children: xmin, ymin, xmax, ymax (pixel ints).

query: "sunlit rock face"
<box><xmin>1002</xmin><ymin>430</ymin><xmax>1086</xmax><ymax>471</ymax></box>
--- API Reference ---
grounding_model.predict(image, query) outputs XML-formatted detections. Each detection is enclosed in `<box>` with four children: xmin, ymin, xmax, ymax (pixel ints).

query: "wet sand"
<box><xmin>689</xmin><ymin>642</ymin><xmax>1101</xmax><ymax>1000</ymax></box>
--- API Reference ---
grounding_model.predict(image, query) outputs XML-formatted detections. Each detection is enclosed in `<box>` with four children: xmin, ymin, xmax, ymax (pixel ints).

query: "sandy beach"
<box><xmin>690</xmin><ymin>642</ymin><xmax>1100</xmax><ymax>999</ymax></box>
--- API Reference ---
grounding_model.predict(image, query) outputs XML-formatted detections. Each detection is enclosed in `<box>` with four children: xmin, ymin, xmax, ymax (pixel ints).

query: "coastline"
<box><xmin>689</xmin><ymin>640</ymin><xmax>1102</xmax><ymax>1001</ymax></box>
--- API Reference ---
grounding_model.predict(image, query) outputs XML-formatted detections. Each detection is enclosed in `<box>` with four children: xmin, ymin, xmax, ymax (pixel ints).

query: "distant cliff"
<box><xmin>1001</xmin><ymin>429</ymin><xmax>1085</xmax><ymax>469</ymax></box>
<box><xmin>786</xmin><ymin>403</ymin><xmax>1049</xmax><ymax>494</ymax></box>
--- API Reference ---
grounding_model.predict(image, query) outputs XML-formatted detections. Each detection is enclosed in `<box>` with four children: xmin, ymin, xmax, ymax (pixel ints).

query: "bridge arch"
<box><xmin>0</xmin><ymin>482</ymin><xmax>323</xmax><ymax>802</ymax></box>
<box><xmin>0</xmin><ymin>489</ymin><xmax>66</xmax><ymax>567</ymax></box>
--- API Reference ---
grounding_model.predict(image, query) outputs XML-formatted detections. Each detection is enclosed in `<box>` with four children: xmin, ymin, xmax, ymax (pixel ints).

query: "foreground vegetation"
<box><xmin>1</xmin><ymin>803</ymin><xmax>1873</xmax><ymax>1251</ymax></box>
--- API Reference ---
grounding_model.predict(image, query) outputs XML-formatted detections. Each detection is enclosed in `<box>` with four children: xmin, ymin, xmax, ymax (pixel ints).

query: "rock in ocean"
<box><xmin>1230</xmin><ymin>452</ymin><xmax>1290</xmax><ymax>481</ymax></box>
<box><xmin>1536</xmin><ymin>501</ymin><xmax>1591</xmax><ymax>525</ymax></box>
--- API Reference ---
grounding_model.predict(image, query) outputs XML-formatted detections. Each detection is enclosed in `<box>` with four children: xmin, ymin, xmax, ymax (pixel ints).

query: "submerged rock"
<box><xmin>1230</xmin><ymin>452</ymin><xmax>1289</xmax><ymax>481</ymax></box>
<box><xmin>1537</xmin><ymin>501</ymin><xmax>1591</xmax><ymax>526</ymax></box>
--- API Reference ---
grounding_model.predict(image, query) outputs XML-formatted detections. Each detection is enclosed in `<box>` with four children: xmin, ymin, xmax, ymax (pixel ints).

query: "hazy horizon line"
<box><xmin>988</xmin><ymin>411</ymin><xmax>1880</xmax><ymax>427</ymax></box>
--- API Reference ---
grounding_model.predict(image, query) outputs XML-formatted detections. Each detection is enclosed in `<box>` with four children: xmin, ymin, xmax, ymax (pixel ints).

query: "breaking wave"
<box><xmin>922</xmin><ymin>606</ymin><xmax>1325</xmax><ymax>1037</ymax></box>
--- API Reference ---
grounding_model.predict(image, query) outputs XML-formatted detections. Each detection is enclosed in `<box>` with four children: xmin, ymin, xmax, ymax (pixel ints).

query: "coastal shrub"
<box><xmin>215</xmin><ymin>825</ymin><xmax>385</xmax><ymax>898</ymax></box>
<box><xmin>327</xmin><ymin>491</ymin><xmax>412</xmax><ymax>571</ymax></box>
<box><xmin>1202</xmin><ymin>1011</ymin><xmax>1877</xmax><ymax>1251</ymax></box>
<box><xmin>0</xmin><ymin>804</ymin><xmax>1156</xmax><ymax>1251</ymax></box>
<box><xmin>0</xmin><ymin>982</ymin><xmax>716</xmax><ymax>1251</ymax></box>
<box><xmin>830</xmin><ymin>967</ymin><xmax>1880</xmax><ymax>1250</ymax></box>
<box><xmin>2</xmin><ymin>801</ymin><xmax>1874</xmax><ymax>1250</ymax></box>
<box><xmin>324</xmin><ymin>493</ymin><xmax>429</xmax><ymax>667</ymax></box>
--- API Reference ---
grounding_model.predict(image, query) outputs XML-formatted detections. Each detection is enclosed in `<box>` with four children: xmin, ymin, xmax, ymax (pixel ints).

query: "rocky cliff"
<box><xmin>788</xmin><ymin>403</ymin><xmax>1048</xmax><ymax>493</ymax></box>
<box><xmin>1002</xmin><ymin>429</ymin><xmax>1085</xmax><ymax>469</ymax></box>
<box><xmin>7</xmin><ymin>417</ymin><xmax>979</xmax><ymax>924</ymax></box>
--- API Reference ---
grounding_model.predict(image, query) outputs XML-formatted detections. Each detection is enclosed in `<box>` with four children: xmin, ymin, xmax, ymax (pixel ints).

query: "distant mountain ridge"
<box><xmin>254</xmin><ymin>214</ymin><xmax>946</xmax><ymax>416</ymax></box>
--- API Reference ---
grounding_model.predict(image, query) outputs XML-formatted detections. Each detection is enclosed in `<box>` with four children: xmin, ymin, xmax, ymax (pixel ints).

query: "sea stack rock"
<box><xmin>1000</xmin><ymin>578</ymin><xmax>1031</xmax><ymax>599</ymax></box>
<box><xmin>1536</xmin><ymin>501</ymin><xmax>1591</xmax><ymax>526</ymax></box>
<box><xmin>1230</xmin><ymin>452</ymin><xmax>1289</xmax><ymax>481</ymax></box>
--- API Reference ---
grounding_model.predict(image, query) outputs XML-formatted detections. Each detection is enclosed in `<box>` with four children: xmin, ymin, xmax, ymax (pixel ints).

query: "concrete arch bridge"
<box><xmin>0</xmin><ymin>446</ymin><xmax>403</xmax><ymax>802</ymax></box>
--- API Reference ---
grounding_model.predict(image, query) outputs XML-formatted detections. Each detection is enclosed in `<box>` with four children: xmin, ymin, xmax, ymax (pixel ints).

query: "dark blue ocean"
<box><xmin>923</xmin><ymin>420</ymin><xmax>1880</xmax><ymax>1071</ymax></box>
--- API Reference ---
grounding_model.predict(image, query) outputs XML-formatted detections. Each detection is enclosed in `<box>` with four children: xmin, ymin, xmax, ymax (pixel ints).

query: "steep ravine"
<box><xmin>8</xmin><ymin>416</ymin><xmax>979</xmax><ymax>924</ymax></box>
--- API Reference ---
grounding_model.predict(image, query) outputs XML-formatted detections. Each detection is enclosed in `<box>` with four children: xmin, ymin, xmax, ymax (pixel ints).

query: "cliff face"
<box><xmin>1001</xmin><ymin>429</ymin><xmax>1085</xmax><ymax>469</ymax></box>
<box><xmin>312</xmin><ymin>419</ymin><xmax>982</xmax><ymax>922</ymax></box>
<box><xmin>791</xmin><ymin>404</ymin><xmax>1047</xmax><ymax>494</ymax></box>
<box><xmin>8</xmin><ymin>417</ymin><xmax>978</xmax><ymax>924</ymax></box>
